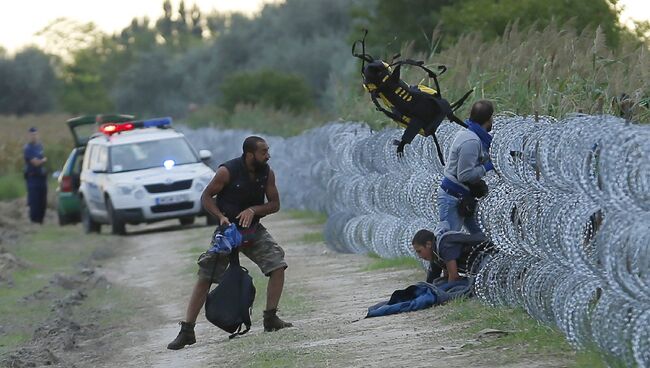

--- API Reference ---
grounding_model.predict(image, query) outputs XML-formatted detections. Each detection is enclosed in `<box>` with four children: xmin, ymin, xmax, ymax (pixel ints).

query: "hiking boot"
<box><xmin>167</xmin><ymin>321</ymin><xmax>196</xmax><ymax>350</ymax></box>
<box><xmin>263</xmin><ymin>309</ymin><xmax>293</xmax><ymax>332</ymax></box>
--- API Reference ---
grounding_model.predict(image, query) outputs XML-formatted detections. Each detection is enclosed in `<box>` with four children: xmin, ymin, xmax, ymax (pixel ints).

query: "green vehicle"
<box><xmin>57</xmin><ymin>114</ymin><xmax>135</xmax><ymax>225</ymax></box>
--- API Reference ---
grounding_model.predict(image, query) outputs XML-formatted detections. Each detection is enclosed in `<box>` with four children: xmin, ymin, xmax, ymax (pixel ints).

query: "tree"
<box><xmin>156</xmin><ymin>0</ymin><xmax>174</xmax><ymax>45</ymax></box>
<box><xmin>202</xmin><ymin>0</ymin><xmax>356</xmax><ymax>107</ymax></box>
<box><xmin>205</xmin><ymin>12</ymin><xmax>227</xmax><ymax>38</ymax></box>
<box><xmin>174</xmin><ymin>0</ymin><xmax>191</xmax><ymax>49</ymax></box>
<box><xmin>351</xmin><ymin>0</ymin><xmax>454</xmax><ymax>54</ymax></box>
<box><xmin>437</xmin><ymin>0</ymin><xmax>625</xmax><ymax>47</ymax></box>
<box><xmin>220</xmin><ymin>70</ymin><xmax>314</xmax><ymax>112</ymax></box>
<box><xmin>35</xmin><ymin>18</ymin><xmax>104</xmax><ymax>63</ymax></box>
<box><xmin>0</xmin><ymin>48</ymin><xmax>59</xmax><ymax>115</ymax></box>
<box><xmin>60</xmin><ymin>47</ymin><xmax>113</xmax><ymax>114</ymax></box>
<box><xmin>190</xmin><ymin>4</ymin><xmax>203</xmax><ymax>38</ymax></box>
<box><xmin>630</xmin><ymin>20</ymin><xmax>650</xmax><ymax>45</ymax></box>
<box><xmin>353</xmin><ymin>0</ymin><xmax>627</xmax><ymax>52</ymax></box>
<box><xmin>112</xmin><ymin>49</ymin><xmax>187</xmax><ymax>116</ymax></box>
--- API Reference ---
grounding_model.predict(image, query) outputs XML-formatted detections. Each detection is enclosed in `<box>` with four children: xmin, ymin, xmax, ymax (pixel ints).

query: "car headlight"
<box><xmin>195</xmin><ymin>172</ymin><xmax>213</xmax><ymax>192</ymax></box>
<box><xmin>117</xmin><ymin>184</ymin><xmax>136</xmax><ymax>195</ymax></box>
<box><xmin>134</xmin><ymin>189</ymin><xmax>145</xmax><ymax>200</ymax></box>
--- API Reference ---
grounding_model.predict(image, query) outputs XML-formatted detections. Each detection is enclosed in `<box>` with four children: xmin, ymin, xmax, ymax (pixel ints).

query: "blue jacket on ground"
<box><xmin>366</xmin><ymin>279</ymin><xmax>470</xmax><ymax>318</ymax></box>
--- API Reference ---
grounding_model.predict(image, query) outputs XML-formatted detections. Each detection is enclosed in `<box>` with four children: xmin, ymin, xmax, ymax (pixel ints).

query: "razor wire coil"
<box><xmin>182</xmin><ymin>114</ymin><xmax>649</xmax><ymax>367</ymax></box>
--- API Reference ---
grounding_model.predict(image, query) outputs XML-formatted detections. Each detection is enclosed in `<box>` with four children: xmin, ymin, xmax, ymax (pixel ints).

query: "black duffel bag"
<box><xmin>205</xmin><ymin>249</ymin><xmax>256</xmax><ymax>339</ymax></box>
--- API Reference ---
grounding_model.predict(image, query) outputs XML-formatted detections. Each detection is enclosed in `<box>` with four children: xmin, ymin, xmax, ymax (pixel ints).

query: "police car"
<box><xmin>78</xmin><ymin>117</ymin><xmax>217</xmax><ymax>235</ymax></box>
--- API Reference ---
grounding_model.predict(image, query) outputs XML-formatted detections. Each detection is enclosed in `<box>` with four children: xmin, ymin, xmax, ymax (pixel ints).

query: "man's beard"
<box><xmin>253</xmin><ymin>159</ymin><xmax>269</xmax><ymax>172</ymax></box>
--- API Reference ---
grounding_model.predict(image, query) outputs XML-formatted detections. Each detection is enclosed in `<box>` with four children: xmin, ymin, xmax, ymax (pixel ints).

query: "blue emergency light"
<box><xmin>142</xmin><ymin>117</ymin><xmax>173</xmax><ymax>128</ymax></box>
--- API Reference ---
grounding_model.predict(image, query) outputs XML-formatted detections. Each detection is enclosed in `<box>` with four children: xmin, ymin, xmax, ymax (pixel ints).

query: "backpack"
<box><xmin>205</xmin><ymin>250</ymin><xmax>256</xmax><ymax>339</ymax></box>
<box><xmin>352</xmin><ymin>30</ymin><xmax>473</xmax><ymax>164</ymax></box>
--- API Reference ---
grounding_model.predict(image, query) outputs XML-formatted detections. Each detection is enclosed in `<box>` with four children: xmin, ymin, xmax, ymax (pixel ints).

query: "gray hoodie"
<box><xmin>443</xmin><ymin>129</ymin><xmax>490</xmax><ymax>191</ymax></box>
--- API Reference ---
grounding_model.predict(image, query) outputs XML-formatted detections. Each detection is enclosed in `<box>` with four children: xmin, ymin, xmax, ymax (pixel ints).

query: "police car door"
<box><xmin>86</xmin><ymin>145</ymin><xmax>109</xmax><ymax>217</ymax></box>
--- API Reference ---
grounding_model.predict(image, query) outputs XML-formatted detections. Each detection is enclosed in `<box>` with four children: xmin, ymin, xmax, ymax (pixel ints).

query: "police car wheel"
<box><xmin>81</xmin><ymin>199</ymin><xmax>101</xmax><ymax>234</ymax></box>
<box><xmin>179</xmin><ymin>216</ymin><xmax>195</xmax><ymax>226</ymax></box>
<box><xmin>107</xmin><ymin>198</ymin><xmax>126</xmax><ymax>235</ymax></box>
<box><xmin>58</xmin><ymin>209</ymin><xmax>69</xmax><ymax>226</ymax></box>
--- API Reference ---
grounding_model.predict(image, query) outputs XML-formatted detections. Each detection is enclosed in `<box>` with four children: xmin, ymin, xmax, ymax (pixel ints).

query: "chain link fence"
<box><xmin>182</xmin><ymin>115</ymin><xmax>649</xmax><ymax>366</ymax></box>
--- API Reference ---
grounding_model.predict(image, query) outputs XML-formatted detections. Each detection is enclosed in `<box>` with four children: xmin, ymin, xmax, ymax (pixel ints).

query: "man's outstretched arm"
<box><xmin>446</xmin><ymin>260</ymin><xmax>460</xmax><ymax>281</ymax></box>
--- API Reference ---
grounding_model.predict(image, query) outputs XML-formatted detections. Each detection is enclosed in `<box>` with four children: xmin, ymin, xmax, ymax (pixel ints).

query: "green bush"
<box><xmin>183</xmin><ymin>103</ymin><xmax>332</xmax><ymax>137</ymax></box>
<box><xmin>0</xmin><ymin>172</ymin><xmax>26</xmax><ymax>201</ymax></box>
<box><xmin>220</xmin><ymin>70</ymin><xmax>315</xmax><ymax>113</ymax></box>
<box><xmin>182</xmin><ymin>104</ymin><xmax>229</xmax><ymax>129</ymax></box>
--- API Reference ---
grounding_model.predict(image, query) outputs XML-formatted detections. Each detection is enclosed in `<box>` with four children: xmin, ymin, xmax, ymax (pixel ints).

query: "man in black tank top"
<box><xmin>167</xmin><ymin>136</ymin><xmax>292</xmax><ymax>350</ymax></box>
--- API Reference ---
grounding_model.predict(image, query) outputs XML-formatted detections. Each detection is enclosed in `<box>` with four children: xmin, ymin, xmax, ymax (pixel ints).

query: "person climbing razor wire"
<box><xmin>411</xmin><ymin>229</ymin><xmax>491</xmax><ymax>282</ymax></box>
<box><xmin>167</xmin><ymin>136</ymin><xmax>292</xmax><ymax>350</ymax></box>
<box><xmin>437</xmin><ymin>100</ymin><xmax>495</xmax><ymax>235</ymax></box>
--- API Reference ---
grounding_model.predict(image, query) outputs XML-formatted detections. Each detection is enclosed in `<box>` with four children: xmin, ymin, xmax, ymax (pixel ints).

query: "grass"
<box><xmin>439</xmin><ymin>298</ymin><xmax>624</xmax><ymax>367</ymax></box>
<box><xmin>0</xmin><ymin>333</ymin><xmax>31</xmax><ymax>353</ymax></box>
<box><xmin>182</xmin><ymin>104</ymin><xmax>334</xmax><ymax>137</ymax></box>
<box><xmin>178</xmin><ymin>242</ymin><xmax>208</xmax><ymax>277</ymax></box>
<box><xmin>363</xmin><ymin>253</ymin><xmax>422</xmax><ymax>271</ymax></box>
<box><xmin>76</xmin><ymin>285</ymin><xmax>145</xmax><ymax>328</ymax></box>
<box><xmin>283</xmin><ymin>210</ymin><xmax>328</xmax><ymax>244</ymax></box>
<box><xmin>283</xmin><ymin>210</ymin><xmax>328</xmax><ymax>225</ymax></box>
<box><xmin>178</xmin><ymin>242</ymin><xmax>310</xmax><ymax>319</ymax></box>
<box><xmin>0</xmin><ymin>224</ymin><xmax>118</xmax><ymax>355</ymax></box>
<box><xmin>0</xmin><ymin>224</ymin><xmax>155</xmax><ymax>362</ymax></box>
<box><xmin>0</xmin><ymin>172</ymin><xmax>26</xmax><ymax>200</ymax></box>
<box><xmin>248</xmin><ymin>351</ymin><xmax>298</xmax><ymax>368</ymax></box>
<box><xmin>217</xmin><ymin>326</ymin><xmax>334</xmax><ymax>367</ymax></box>
<box><xmin>0</xmin><ymin>266</ymin><xmax>53</xmax><ymax>346</ymax></box>
<box><xmin>177</xmin><ymin>232</ymin><xmax>211</xmax><ymax>276</ymax></box>
<box><xmin>249</xmin><ymin>270</ymin><xmax>310</xmax><ymax>320</ymax></box>
<box><xmin>246</xmin><ymin>349</ymin><xmax>328</xmax><ymax>368</ymax></box>
<box><xmin>0</xmin><ymin>113</ymin><xmax>74</xmax><ymax>175</ymax></box>
<box><xmin>183</xmin><ymin>245</ymin><xmax>207</xmax><ymax>255</ymax></box>
<box><xmin>300</xmin><ymin>231</ymin><xmax>324</xmax><ymax>244</ymax></box>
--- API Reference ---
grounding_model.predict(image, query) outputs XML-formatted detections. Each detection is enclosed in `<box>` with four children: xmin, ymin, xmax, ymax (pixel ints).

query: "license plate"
<box><xmin>155</xmin><ymin>194</ymin><xmax>189</xmax><ymax>205</ymax></box>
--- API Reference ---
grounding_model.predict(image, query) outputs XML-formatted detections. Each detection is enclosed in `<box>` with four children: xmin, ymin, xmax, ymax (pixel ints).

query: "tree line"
<box><xmin>0</xmin><ymin>0</ymin><xmax>646</xmax><ymax>119</ymax></box>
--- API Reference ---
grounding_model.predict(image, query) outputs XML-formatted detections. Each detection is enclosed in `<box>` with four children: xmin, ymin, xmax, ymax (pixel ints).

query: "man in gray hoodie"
<box><xmin>437</xmin><ymin>100</ymin><xmax>494</xmax><ymax>235</ymax></box>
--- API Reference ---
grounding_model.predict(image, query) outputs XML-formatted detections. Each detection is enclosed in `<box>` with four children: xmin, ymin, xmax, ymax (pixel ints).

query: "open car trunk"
<box><xmin>66</xmin><ymin>114</ymin><xmax>135</xmax><ymax>147</ymax></box>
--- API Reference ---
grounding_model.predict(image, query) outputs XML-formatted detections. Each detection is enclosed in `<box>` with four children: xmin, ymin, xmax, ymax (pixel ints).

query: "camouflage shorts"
<box><xmin>197</xmin><ymin>224</ymin><xmax>287</xmax><ymax>283</ymax></box>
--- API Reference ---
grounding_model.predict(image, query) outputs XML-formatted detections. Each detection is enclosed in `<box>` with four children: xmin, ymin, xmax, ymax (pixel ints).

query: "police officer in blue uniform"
<box><xmin>23</xmin><ymin>127</ymin><xmax>48</xmax><ymax>224</ymax></box>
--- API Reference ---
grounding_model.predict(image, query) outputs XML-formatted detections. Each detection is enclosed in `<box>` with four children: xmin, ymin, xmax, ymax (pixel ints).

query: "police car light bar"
<box><xmin>142</xmin><ymin>117</ymin><xmax>172</xmax><ymax>128</ymax></box>
<box><xmin>99</xmin><ymin>117</ymin><xmax>173</xmax><ymax>135</ymax></box>
<box><xmin>99</xmin><ymin>122</ymin><xmax>134</xmax><ymax>135</ymax></box>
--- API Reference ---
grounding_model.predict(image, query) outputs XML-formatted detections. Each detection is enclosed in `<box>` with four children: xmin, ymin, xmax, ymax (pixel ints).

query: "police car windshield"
<box><xmin>109</xmin><ymin>137</ymin><xmax>198</xmax><ymax>173</ymax></box>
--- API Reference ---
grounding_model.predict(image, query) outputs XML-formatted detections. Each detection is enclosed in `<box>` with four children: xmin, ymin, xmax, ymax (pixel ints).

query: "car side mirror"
<box><xmin>199</xmin><ymin>149</ymin><xmax>212</xmax><ymax>161</ymax></box>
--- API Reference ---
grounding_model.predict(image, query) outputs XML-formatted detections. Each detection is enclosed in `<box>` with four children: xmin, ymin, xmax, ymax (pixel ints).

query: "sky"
<box><xmin>0</xmin><ymin>0</ymin><xmax>279</xmax><ymax>54</ymax></box>
<box><xmin>0</xmin><ymin>0</ymin><xmax>648</xmax><ymax>54</ymax></box>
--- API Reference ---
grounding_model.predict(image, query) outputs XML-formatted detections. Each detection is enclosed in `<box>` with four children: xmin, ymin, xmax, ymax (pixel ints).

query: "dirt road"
<box><xmin>94</xmin><ymin>213</ymin><xmax>571</xmax><ymax>368</ymax></box>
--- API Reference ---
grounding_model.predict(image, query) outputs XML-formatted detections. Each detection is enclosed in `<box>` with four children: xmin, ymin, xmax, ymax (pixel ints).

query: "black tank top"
<box><xmin>216</xmin><ymin>156</ymin><xmax>269</xmax><ymax>225</ymax></box>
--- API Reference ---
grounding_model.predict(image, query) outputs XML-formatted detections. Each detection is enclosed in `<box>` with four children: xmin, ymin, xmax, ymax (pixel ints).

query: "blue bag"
<box><xmin>207</xmin><ymin>224</ymin><xmax>243</xmax><ymax>254</ymax></box>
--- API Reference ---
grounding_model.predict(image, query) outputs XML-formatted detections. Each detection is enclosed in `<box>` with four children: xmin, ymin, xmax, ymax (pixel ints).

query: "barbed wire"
<box><xmin>182</xmin><ymin>115</ymin><xmax>649</xmax><ymax>367</ymax></box>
